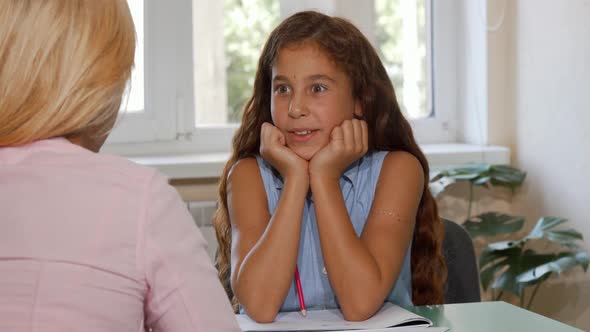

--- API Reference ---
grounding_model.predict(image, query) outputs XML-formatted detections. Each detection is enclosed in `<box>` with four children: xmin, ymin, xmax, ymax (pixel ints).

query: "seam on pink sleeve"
<box><xmin>142</xmin><ymin>175</ymin><xmax>187</xmax><ymax>324</ymax></box>
<box><xmin>136</xmin><ymin>170</ymin><xmax>157</xmax><ymax>293</ymax></box>
<box><xmin>30</xmin><ymin>261</ymin><xmax>44</xmax><ymax>331</ymax></box>
<box><xmin>178</xmin><ymin>283</ymin><xmax>202</xmax><ymax>329</ymax></box>
<box><xmin>144</xmin><ymin>249</ymin><xmax>187</xmax><ymax>325</ymax></box>
<box><xmin>177</xmin><ymin>281</ymin><xmax>239</xmax><ymax>331</ymax></box>
<box><xmin>147</xmin><ymin>286</ymin><xmax>197</xmax><ymax>330</ymax></box>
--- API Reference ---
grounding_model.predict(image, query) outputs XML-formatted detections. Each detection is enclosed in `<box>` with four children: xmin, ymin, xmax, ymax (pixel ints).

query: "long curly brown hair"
<box><xmin>213</xmin><ymin>11</ymin><xmax>446</xmax><ymax>311</ymax></box>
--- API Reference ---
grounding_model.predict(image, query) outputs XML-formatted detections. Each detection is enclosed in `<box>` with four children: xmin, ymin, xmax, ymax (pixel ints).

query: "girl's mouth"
<box><xmin>288</xmin><ymin>129</ymin><xmax>319</xmax><ymax>143</ymax></box>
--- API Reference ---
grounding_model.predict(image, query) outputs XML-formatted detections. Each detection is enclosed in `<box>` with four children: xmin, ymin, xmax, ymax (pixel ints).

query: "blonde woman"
<box><xmin>0</xmin><ymin>1</ymin><xmax>240</xmax><ymax>331</ymax></box>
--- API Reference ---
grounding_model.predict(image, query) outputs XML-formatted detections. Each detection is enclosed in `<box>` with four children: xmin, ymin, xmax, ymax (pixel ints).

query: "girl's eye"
<box><xmin>274</xmin><ymin>85</ymin><xmax>290</xmax><ymax>94</ymax></box>
<box><xmin>311</xmin><ymin>84</ymin><xmax>327</xmax><ymax>93</ymax></box>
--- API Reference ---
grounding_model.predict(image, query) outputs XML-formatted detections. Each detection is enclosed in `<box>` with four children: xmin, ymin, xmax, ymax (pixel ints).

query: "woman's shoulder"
<box><xmin>1</xmin><ymin>137</ymin><xmax>158</xmax><ymax>182</ymax></box>
<box><xmin>65</xmin><ymin>148</ymin><xmax>161</xmax><ymax>189</ymax></box>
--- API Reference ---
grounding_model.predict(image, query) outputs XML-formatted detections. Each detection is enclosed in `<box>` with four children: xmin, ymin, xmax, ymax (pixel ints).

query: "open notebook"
<box><xmin>236</xmin><ymin>302</ymin><xmax>439</xmax><ymax>331</ymax></box>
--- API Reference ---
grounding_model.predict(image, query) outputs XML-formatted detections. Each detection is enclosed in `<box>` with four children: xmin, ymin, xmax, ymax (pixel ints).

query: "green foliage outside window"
<box><xmin>223</xmin><ymin>0</ymin><xmax>427</xmax><ymax>122</ymax></box>
<box><xmin>224</xmin><ymin>0</ymin><xmax>279</xmax><ymax>122</ymax></box>
<box><xmin>375</xmin><ymin>0</ymin><xmax>428</xmax><ymax>118</ymax></box>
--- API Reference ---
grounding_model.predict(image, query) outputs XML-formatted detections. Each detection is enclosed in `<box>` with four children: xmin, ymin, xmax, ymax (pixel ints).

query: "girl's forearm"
<box><xmin>234</xmin><ymin>177</ymin><xmax>308</xmax><ymax>322</ymax></box>
<box><xmin>310</xmin><ymin>176</ymin><xmax>392</xmax><ymax>321</ymax></box>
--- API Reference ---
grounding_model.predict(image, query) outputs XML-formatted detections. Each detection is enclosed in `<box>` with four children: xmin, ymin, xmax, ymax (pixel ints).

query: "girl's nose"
<box><xmin>288</xmin><ymin>96</ymin><xmax>309</xmax><ymax>118</ymax></box>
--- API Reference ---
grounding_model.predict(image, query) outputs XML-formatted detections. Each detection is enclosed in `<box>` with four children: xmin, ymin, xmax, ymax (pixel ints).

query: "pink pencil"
<box><xmin>294</xmin><ymin>265</ymin><xmax>307</xmax><ymax>317</ymax></box>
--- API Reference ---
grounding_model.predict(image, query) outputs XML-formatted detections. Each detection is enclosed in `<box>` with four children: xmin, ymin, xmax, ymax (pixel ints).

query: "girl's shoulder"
<box><xmin>358</xmin><ymin>150</ymin><xmax>423</xmax><ymax>187</ymax></box>
<box><xmin>356</xmin><ymin>150</ymin><xmax>389</xmax><ymax>179</ymax></box>
<box><xmin>228</xmin><ymin>156</ymin><xmax>280</xmax><ymax>194</ymax></box>
<box><xmin>377</xmin><ymin>150</ymin><xmax>425</xmax><ymax>191</ymax></box>
<box><xmin>366</xmin><ymin>150</ymin><xmax>416</xmax><ymax>167</ymax></box>
<box><xmin>228</xmin><ymin>157</ymin><xmax>260</xmax><ymax>182</ymax></box>
<box><xmin>381</xmin><ymin>151</ymin><xmax>423</xmax><ymax>174</ymax></box>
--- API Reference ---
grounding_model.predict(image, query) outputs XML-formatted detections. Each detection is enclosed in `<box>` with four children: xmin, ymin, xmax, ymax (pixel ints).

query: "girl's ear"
<box><xmin>353</xmin><ymin>100</ymin><xmax>363</xmax><ymax>119</ymax></box>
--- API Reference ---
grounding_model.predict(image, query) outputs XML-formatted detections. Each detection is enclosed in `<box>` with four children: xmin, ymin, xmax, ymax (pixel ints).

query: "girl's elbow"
<box><xmin>340</xmin><ymin>300</ymin><xmax>379</xmax><ymax>322</ymax></box>
<box><xmin>243</xmin><ymin>304</ymin><xmax>279</xmax><ymax>323</ymax></box>
<box><xmin>342</xmin><ymin>309</ymin><xmax>374</xmax><ymax>322</ymax></box>
<box><xmin>237</xmin><ymin>292</ymin><xmax>281</xmax><ymax>323</ymax></box>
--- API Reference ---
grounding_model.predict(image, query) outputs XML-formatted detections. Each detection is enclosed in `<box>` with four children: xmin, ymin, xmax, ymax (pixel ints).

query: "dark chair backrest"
<box><xmin>442</xmin><ymin>218</ymin><xmax>481</xmax><ymax>303</ymax></box>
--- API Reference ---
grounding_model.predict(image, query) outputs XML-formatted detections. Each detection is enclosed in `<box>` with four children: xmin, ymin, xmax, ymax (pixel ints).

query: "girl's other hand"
<box><xmin>309</xmin><ymin>119</ymin><xmax>368</xmax><ymax>181</ymax></box>
<box><xmin>260</xmin><ymin>122</ymin><xmax>309</xmax><ymax>182</ymax></box>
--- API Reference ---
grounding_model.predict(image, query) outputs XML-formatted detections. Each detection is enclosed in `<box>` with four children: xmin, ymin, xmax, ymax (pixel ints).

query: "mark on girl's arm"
<box><xmin>375</xmin><ymin>209</ymin><xmax>402</xmax><ymax>223</ymax></box>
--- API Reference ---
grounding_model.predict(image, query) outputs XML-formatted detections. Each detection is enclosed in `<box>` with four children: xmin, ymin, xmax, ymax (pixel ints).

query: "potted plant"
<box><xmin>430</xmin><ymin>164</ymin><xmax>589</xmax><ymax>309</ymax></box>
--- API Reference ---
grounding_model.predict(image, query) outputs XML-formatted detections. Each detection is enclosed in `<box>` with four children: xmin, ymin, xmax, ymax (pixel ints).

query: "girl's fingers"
<box><xmin>262</xmin><ymin>122</ymin><xmax>284</xmax><ymax>146</ymax></box>
<box><xmin>330</xmin><ymin>126</ymin><xmax>344</xmax><ymax>150</ymax></box>
<box><xmin>360</xmin><ymin>120</ymin><xmax>369</xmax><ymax>153</ymax></box>
<box><xmin>260</xmin><ymin>123</ymin><xmax>284</xmax><ymax>158</ymax></box>
<box><xmin>340</xmin><ymin>120</ymin><xmax>354</xmax><ymax>150</ymax></box>
<box><xmin>262</xmin><ymin>122</ymin><xmax>274</xmax><ymax>141</ymax></box>
<box><xmin>277</xmin><ymin>130</ymin><xmax>286</xmax><ymax>146</ymax></box>
<box><xmin>260</xmin><ymin>123</ymin><xmax>270</xmax><ymax>150</ymax></box>
<box><xmin>352</xmin><ymin>119</ymin><xmax>363</xmax><ymax>153</ymax></box>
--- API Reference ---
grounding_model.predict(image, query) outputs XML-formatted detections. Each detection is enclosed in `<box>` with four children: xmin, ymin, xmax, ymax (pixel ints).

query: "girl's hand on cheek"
<box><xmin>260</xmin><ymin>122</ymin><xmax>309</xmax><ymax>182</ymax></box>
<box><xmin>309</xmin><ymin>119</ymin><xmax>368</xmax><ymax>181</ymax></box>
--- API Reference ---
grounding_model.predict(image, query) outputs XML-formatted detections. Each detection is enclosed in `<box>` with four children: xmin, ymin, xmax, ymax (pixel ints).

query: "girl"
<box><xmin>0</xmin><ymin>1</ymin><xmax>239</xmax><ymax>331</ymax></box>
<box><xmin>214</xmin><ymin>11</ymin><xmax>447</xmax><ymax>323</ymax></box>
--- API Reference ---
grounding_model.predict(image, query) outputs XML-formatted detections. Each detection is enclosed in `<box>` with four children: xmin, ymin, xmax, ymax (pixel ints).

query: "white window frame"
<box><xmin>281</xmin><ymin>0</ymin><xmax>460</xmax><ymax>144</ymax></box>
<box><xmin>411</xmin><ymin>0</ymin><xmax>459</xmax><ymax>144</ymax></box>
<box><xmin>104</xmin><ymin>0</ymin><xmax>460</xmax><ymax>156</ymax></box>
<box><xmin>106</xmin><ymin>1</ymin><xmax>195</xmax><ymax>146</ymax></box>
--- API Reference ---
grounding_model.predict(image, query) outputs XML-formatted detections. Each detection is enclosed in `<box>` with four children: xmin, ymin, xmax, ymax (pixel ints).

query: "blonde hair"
<box><xmin>0</xmin><ymin>0</ymin><xmax>136</xmax><ymax>146</ymax></box>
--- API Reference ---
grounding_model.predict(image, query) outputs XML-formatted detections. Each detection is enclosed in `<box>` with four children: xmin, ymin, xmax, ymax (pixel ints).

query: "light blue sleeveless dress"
<box><xmin>254</xmin><ymin>151</ymin><xmax>413</xmax><ymax>312</ymax></box>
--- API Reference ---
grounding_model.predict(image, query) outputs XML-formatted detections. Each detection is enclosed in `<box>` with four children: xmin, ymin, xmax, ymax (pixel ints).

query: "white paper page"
<box><xmin>237</xmin><ymin>302</ymin><xmax>432</xmax><ymax>331</ymax></box>
<box><xmin>329</xmin><ymin>327</ymin><xmax>449</xmax><ymax>332</ymax></box>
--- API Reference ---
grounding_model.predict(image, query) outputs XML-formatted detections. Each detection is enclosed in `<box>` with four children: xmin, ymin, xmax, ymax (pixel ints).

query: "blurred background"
<box><xmin>103</xmin><ymin>1</ymin><xmax>590</xmax><ymax>329</ymax></box>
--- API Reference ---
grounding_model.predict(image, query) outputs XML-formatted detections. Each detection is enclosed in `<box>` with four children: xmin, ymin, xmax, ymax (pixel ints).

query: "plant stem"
<box><xmin>467</xmin><ymin>183</ymin><xmax>474</xmax><ymax>220</ymax></box>
<box><xmin>494</xmin><ymin>290</ymin><xmax>504</xmax><ymax>301</ymax></box>
<box><xmin>526</xmin><ymin>283</ymin><xmax>542</xmax><ymax>310</ymax></box>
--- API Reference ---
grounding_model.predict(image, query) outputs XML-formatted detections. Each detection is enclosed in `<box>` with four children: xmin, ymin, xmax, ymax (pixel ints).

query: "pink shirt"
<box><xmin>0</xmin><ymin>138</ymin><xmax>240</xmax><ymax>332</ymax></box>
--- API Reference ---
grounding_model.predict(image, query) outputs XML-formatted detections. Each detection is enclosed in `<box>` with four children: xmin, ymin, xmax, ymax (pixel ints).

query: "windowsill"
<box><xmin>124</xmin><ymin>144</ymin><xmax>510</xmax><ymax>180</ymax></box>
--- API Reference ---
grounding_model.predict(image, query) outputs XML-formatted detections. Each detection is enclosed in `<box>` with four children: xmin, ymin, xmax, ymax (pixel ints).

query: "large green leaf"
<box><xmin>480</xmin><ymin>244</ymin><xmax>590</xmax><ymax>297</ymax></box>
<box><xmin>464</xmin><ymin>212</ymin><xmax>525</xmax><ymax>238</ymax></box>
<box><xmin>487</xmin><ymin>240</ymin><xmax>525</xmax><ymax>251</ymax></box>
<box><xmin>526</xmin><ymin>217</ymin><xmax>569</xmax><ymax>240</ymax></box>
<box><xmin>450</xmin><ymin>164</ymin><xmax>491</xmax><ymax>177</ymax></box>
<box><xmin>473</xmin><ymin>176</ymin><xmax>491</xmax><ymax>185</ymax></box>
<box><xmin>488</xmin><ymin>165</ymin><xmax>527</xmax><ymax>191</ymax></box>
<box><xmin>434</xmin><ymin>164</ymin><xmax>489</xmax><ymax>182</ymax></box>
<box><xmin>479</xmin><ymin>246</ymin><xmax>521</xmax><ymax>290</ymax></box>
<box><xmin>431</xmin><ymin>163</ymin><xmax>526</xmax><ymax>192</ymax></box>
<box><xmin>480</xmin><ymin>259</ymin><xmax>509</xmax><ymax>290</ymax></box>
<box><xmin>491</xmin><ymin>250</ymin><xmax>558</xmax><ymax>296</ymax></box>
<box><xmin>516</xmin><ymin>252</ymin><xmax>590</xmax><ymax>283</ymax></box>
<box><xmin>480</xmin><ymin>246</ymin><xmax>521</xmax><ymax>267</ymax></box>
<box><xmin>478</xmin><ymin>245</ymin><xmax>572</xmax><ymax>295</ymax></box>
<box><xmin>545</xmin><ymin>229</ymin><xmax>584</xmax><ymax>246</ymax></box>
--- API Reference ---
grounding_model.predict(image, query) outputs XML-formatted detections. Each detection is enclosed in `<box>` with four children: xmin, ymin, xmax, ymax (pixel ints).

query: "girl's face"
<box><xmin>270</xmin><ymin>41</ymin><xmax>362</xmax><ymax>161</ymax></box>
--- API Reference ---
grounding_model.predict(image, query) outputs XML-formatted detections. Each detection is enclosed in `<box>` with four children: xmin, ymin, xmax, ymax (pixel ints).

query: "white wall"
<box><xmin>448</xmin><ymin>0</ymin><xmax>590</xmax><ymax>329</ymax></box>
<box><xmin>511</xmin><ymin>0</ymin><xmax>590</xmax><ymax>241</ymax></box>
<box><xmin>457</xmin><ymin>0</ymin><xmax>489</xmax><ymax>145</ymax></box>
<box><xmin>510</xmin><ymin>0</ymin><xmax>590</xmax><ymax>329</ymax></box>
